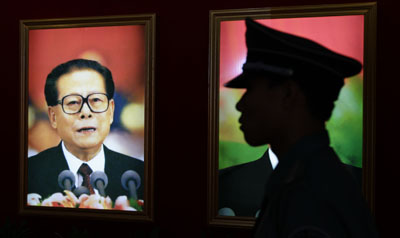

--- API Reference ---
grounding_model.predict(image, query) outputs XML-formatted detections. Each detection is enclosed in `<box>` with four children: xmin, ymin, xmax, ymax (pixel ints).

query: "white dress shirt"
<box><xmin>268</xmin><ymin>148</ymin><xmax>279</xmax><ymax>170</ymax></box>
<box><xmin>61</xmin><ymin>141</ymin><xmax>105</xmax><ymax>192</ymax></box>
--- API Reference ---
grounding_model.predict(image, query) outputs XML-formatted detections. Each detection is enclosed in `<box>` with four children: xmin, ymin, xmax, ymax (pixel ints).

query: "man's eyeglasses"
<box><xmin>56</xmin><ymin>93</ymin><xmax>110</xmax><ymax>114</ymax></box>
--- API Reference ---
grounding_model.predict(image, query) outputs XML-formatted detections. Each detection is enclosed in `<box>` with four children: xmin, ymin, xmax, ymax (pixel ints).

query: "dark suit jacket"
<box><xmin>253</xmin><ymin>131</ymin><xmax>378</xmax><ymax>237</ymax></box>
<box><xmin>28</xmin><ymin>143</ymin><xmax>144</xmax><ymax>201</ymax></box>
<box><xmin>219</xmin><ymin>148</ymin><xmax>362</xmax><ymax>218</ymax></box>
<box><xmin>219</xmin><ymin>151</ymin><xmax>273</xmax><ymax>217</ymax></box>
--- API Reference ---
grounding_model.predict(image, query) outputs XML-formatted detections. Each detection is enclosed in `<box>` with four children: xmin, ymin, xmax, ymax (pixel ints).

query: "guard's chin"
<box><xmin>243</xmin><ymin>135</ymin><xmax>268</xmax><ymax>147</ymax></box>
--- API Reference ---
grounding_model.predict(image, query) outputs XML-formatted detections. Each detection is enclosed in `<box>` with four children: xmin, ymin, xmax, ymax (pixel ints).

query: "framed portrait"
<box><xmin>19</xmin><ymin>14</ymin><xmax>155</xmax><ymax>221</ymax></box>
<box><xmin>208</xmin><ymin>3</ymin><xmax>376</xmax><ymax>227</ymax></box>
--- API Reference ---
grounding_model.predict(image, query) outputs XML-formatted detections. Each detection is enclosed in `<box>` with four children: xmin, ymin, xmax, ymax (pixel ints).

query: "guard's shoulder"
<box><xmin>301</xmin><ymin>148</ymin><xmax>361</xmax><ymax>201</ymax></box>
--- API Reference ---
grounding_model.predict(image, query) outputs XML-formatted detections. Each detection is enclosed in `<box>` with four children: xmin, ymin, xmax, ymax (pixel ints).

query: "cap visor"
<box><xmin>224</xmin><ymin>73</ymin><xmax>249</xmax><ymax>88</ymax></box>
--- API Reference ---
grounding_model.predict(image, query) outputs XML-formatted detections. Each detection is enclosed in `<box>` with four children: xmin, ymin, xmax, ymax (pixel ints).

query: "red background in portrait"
<box><xmin>29</xmin><ymin>25</ymin><xmax>145</xmax><ymax>110</ymax></box>
<box><xmin>220</xmin><ymin>16</ymin><xmax>364</xmax><ymax>86</ymax></box>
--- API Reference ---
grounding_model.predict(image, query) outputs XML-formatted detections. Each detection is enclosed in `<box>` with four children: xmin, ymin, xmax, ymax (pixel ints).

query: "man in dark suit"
<box><xmin>224</xmin><ymin>18</ymin><xmax>378</xmax><ymax>237</ymax></box>
<box><xmin>218</xmin><ymin>147</ymin><xmax>361</xmax><ymax>218</ymax></box>
<box><xmin>218</xmin><ymin>150</ymin><xmax>273</xmax><ymax>217</ymax></box>
<box><xmin>28</xmin><ymin>59</ymin><xmax>144</xmax><ymax>202</ymax></box>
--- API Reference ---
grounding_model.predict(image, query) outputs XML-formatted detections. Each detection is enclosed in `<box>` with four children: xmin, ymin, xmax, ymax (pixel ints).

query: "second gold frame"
<box><xmin>208</xmin><ymin>2</ymin><xmax>377</xmax><ymax>227</ymax></box>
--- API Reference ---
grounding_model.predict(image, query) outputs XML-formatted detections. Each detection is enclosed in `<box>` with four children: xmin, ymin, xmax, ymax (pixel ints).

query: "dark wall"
<box><xmin>0</xmin><ymin>0</ymin><xmax>397</xmax><ymax>237</ymax></box>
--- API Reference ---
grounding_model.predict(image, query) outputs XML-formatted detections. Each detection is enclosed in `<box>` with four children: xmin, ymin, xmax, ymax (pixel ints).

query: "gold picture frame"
<box><xmin>19</xmin><ymin>14</ymin><xmax>155</xmax><ymax>221</ymax></box>
<box><xmin>208</xmin><ymin>2</ymin><xmax>376</xmax><ymax>227</ymax></box>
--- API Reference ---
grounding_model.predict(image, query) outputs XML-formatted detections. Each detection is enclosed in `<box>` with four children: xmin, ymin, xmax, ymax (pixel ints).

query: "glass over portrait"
<box><xmin>20</xmin><ymin>15</ymin><xmax>155</xmax><ymax>221</ymax></box>
<box><xmin>208</xmin><ymin>3</ymin><xmax>376</xmax><ymax>227</ymax></box>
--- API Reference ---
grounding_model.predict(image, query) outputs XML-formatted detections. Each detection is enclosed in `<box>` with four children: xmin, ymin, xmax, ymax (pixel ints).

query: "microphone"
<box><xmin>73</xmin><ymin>186</ymin><xmax>90</xmax><ymax>197</ymax></box>
<box><xmin>121</xmin><ymin>170</ymin><xmax>141</xmax><ymax>200</ymax></box>
<box><xmin>58</xmin><ymin>170</ymin><xmax>75</xmax><ymax>191</ymax></box>
<box><xmin>90</xmin><ymin>171</ymin><xmax>108</xmax><ymax>197</ymax></box>
<box><xmin>218</xmin><ymin>207</ymin><xmax>235</xmax><ymax>216</ymax></box>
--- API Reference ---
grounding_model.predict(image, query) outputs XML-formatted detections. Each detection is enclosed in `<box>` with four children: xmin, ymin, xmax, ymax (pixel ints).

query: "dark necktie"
<box><xmin>78</xmin><ymin>163</ymin><xmax>95</xmax><ymax>194</ymax></box>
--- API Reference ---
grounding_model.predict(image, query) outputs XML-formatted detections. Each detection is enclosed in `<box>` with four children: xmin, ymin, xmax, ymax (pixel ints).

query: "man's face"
<box><xmin>48</xmin><ymin>69</ymin><xmax>114</xmax><ymax>154</ymax></box>
<box><xmin>236</xmin><ymin>76</ymin><xmax>286</xmax><ymax>146</ymax></box>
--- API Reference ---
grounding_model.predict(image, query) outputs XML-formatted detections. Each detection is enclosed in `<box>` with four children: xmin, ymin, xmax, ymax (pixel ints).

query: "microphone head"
<box><xmin>121</xmin><ymin>170</ymin><xmax>141</xmax><ymax>191</ymax></box>
<box><xmin>58</xmin><ymin>170</ymin><xmax>75</xmax><ymax>190</ymax></box>
<box><xmin>90</xmin><ymin>171</ymin><xmax>108</xmax><ymax>189</ymax></box>
<box><xmin>218</xmin><ymin>207</ymin><xmax>236</xmax><ymax>216</ymax></box>
<box><xmin>73</xmin><ymin>186</ymin><xmax>90</xmax><ymax>197</ymax></box>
